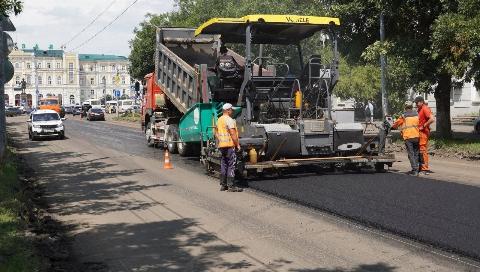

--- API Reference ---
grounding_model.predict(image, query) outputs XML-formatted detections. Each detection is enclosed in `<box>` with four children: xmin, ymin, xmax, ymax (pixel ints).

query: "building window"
<box><xmin>15</xmin><ymin>76</ymin><xmax>20</xmax><ymax>85</ymax></box>
<box><xmin>90</xmin><ymin>78</ymin><xmax>95</xmax><ymax>85</ymax></box>
<box><xmin>38</xmin><ymin>76</ymin><xmax>42</xmax><ymax>85</ymax></box>
<box><xmin>26</xmin><ymin>75</ymin><xmax>31</xmax><ymax>84</ymax></box>
<box><xmin>37</xmin><ymin>63</ymin><xmax>41</xmax><ymax>68</ymax></box>
<box><xmin>90</xmin><ymin>66</ymin><xmax>94</xmax><ymax>72</ymax></box>
<box><xmin>47</xmin><ymin>76</ymin><xmax>52</xmax><ymax>85</ymax></box>
<box><xmin>56</xmin><ymin>62</ymin><xmax>61</xmax><ymax>69</ymax></box>
<box><xmin>101</xmin><ymin>65</ymin><xmax>106</xmax><ymax>71</ymax></box>
<box><xmin>121</xmin><ymin>76</ymin><xmax>125</xmax><ymax>84</ymax></box>
<box><xmin>26</xmin><ymin>62</ymin><xmax>31</xmax><ymax>69</ymax></box>
<box><xmin>80</xmin><ymin>65</ymin><xmax>84</xmax><ymax>71</ymax></box>
<box><xmin>80</xmin><ymin>77</ymin><xmax>85</xmax><ymax>85</ymax></box>
<box><xmin>47</xmin><ymin>63</ymin><xmax>51</xmax><ymax>69</ymax></box>
<box><xmin>90</xmin><ymin>89</ymin><xmax>95</xmax><ymax>95</ymax></box>
<box><xmin>101</xmin><ymin>76</ymin><xmax>106</xmax><ymax>85</ymax></box>
<box><xmin>14</xmin><ymin>62</ymin><xmax>19</xmax><ymax>68</ymax></box>
<box><xmin>56</xmin><ymin>76</ymin><xmax>62</xmax><ymax>85</ymax></box>
<box><xmin>69</xmin><ymin>62</ymin><xmax>74</xmax><ymax>83</ymax></box>
<box><xmin>103</xmin><ymin>89</ymin><xmax>106</xmax><ymax>94</ymax></box>
<box><xmin>111</xmin><ymin>65</ymin><xmax>115</xmax><ymax>71</ymax></box>
<box><xmin>69</xmin><ymin>95</ymin><xmax>75</xmax><ymax>104</ymax></box>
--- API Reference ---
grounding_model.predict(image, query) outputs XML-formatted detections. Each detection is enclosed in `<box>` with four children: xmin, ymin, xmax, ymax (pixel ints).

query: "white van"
<box><xmin>118</xmin><ymin>99</ymin><xmax>134</xmax><ymax>113</ymax></box>
<box><xmin>105</xmin><ymin>100</ymin><xmax>118</xmax><ymax>114</ymax></box>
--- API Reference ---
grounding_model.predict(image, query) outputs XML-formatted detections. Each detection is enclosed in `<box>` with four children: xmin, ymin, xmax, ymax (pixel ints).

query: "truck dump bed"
<box><xmin>155</xmin><ymin>28</ymin><xmax>219</xmax><ymax>113</ymax></box>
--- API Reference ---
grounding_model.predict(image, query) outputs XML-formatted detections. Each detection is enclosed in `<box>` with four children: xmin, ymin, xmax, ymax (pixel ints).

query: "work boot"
<box><xmin>220</xmin><ymin>175</ymin><xmax>228</xmax><ymax>191</ymax></box>
<box><xmin>227</xmin><ymin>177</ymin><xmax>243</xmax><ymax>192</ymax></box>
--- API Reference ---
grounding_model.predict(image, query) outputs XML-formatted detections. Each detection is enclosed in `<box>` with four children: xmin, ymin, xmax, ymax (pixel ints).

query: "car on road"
<box><xmin>72</xmin><ymin>106</ymin><xmax>82</xmax><ymax>116</ymax></box>
<box><xmin>28</xmin><ymin>109</ymin><xmax>66</xmax><ymax>140</ymax></box>
<box><xmin>87</xmin><ymin>107</ymin><xmax>106</xmax><ymax>121</ymax></box>
<box><xmin>64</xmin><ymin>106</ymin><xmax>73</xmax><ymax>115</ymax></box>
<box><xmin>5</xmin><ymin>106</ymin><xmax>23</xmax><ymax>117</ymax></box>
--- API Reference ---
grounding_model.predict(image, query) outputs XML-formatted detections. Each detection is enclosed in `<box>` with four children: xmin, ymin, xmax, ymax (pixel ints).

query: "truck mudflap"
<box><xmin>242</xmin><ymin>154</ymin><xmax>395</xmax><ymax>170</ymax></box>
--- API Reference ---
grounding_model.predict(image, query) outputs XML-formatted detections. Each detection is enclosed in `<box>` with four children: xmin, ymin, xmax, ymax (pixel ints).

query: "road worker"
<box><xmin>392</xmin><ymin>101</ymin><xmax>420</xmax><ymax>176</ymax></box>
<box><xmin>414</xmin><ymin>96</ymin><xmax>435</xmax><ymax>175</ymax></box>
<box><xmin>215</xmin><ymin>103</ymin><xmax>242</xmax><ymax>192</ymax></box>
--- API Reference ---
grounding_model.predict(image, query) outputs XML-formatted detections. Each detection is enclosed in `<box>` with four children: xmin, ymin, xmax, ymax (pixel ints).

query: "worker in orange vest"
<box><xmin>215</xmin><ymin>103</ymin><xmax>242</xmax><ymax>192</ymax></box>
<box><xmin>392</xmin><ymin>101</ymin><xmax>421</xmax><ymax>176</ymax></box>
<box><xmin>414</xmin><ymin>96</ymin><xmax>435</xmax><ymax>175</ymax></box>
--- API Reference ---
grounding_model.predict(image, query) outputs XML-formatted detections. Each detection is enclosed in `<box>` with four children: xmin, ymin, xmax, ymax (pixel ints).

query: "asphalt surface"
<box><xmin>65</xmin><ymin>117</ymin><xmax>480</xmax><ymax>261</ymax></box>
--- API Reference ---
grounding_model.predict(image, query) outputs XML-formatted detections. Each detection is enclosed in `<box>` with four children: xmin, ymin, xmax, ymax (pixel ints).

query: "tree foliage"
<box><xmin>0</xmin><ymin>0</ymin><xmax>22</xmax><ymax>16</ymax></box>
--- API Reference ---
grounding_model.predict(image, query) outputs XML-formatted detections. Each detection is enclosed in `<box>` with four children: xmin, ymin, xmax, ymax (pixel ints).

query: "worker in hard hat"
<box><xmin>215</xmin><ymin>103</ymin><xmax>242</xmax><ymax>192</ymax></box>
<box><xmin>414</xmin><ymin>96</ymin><xmax>435</xmax><ymax>175</ymax></box>
<box><xmin>392</xmin><ymin>101</ymin><xmax>420</xmax><ymax>176</ymax></box>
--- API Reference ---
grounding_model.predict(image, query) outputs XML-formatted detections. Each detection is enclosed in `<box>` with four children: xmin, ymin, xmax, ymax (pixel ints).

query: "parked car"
<box><xmin>87</xmin><ymin>107</ymin><xmax>105</xmax><ymax>121</ymax></box>
<box><xmin>73</xmin><ymin>106</ymin><xmax>82</xmax><ymax>116</ymax></box>
<box><xmin>5</xmin><ymin>106</ymin><xmax>22</xmax><ymax>117</ymax></box>
<box><xmin>27</xmin><ymin>109</ymin><xmax>65</xmax><ymax>140</ymax></box>
<box><xmin>64</xmin><ymin>106</ymin><xmax>73</xmax><ymax>114</ymax></box>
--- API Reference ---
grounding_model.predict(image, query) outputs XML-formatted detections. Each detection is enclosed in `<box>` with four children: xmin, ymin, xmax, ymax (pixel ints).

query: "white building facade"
<box><xmin>5</xmin><ymin>47</ymin><xmax>131</xmax><ymax>107</ymax></box>
<box><xmin>412</xmin><ymin>81</ymin><xmax>480</xmax><ymax>117</ymax></box>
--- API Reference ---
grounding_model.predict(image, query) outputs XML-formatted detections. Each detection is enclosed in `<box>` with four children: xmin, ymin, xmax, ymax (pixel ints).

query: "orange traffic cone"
<box><xmin>163</xmin><ymin>150</ymin><xmax>173</xmax><ymax>169</ymax></box>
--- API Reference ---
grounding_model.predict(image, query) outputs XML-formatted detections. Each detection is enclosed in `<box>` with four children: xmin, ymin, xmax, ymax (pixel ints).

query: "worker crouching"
<box><xmin>215</xmin><ymin>103</ymin><xmax>243</xmax><ymax>192</ymax></box>
<box><xmin>392</xmin><ymin>102</ymin><xmax>420</xmax><ymax>176</ymax></box>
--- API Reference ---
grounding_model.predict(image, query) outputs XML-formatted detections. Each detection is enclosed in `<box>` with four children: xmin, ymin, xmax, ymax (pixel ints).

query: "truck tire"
<box><xmin>166</xmin><ymin>124</ymin><xmax>179</xmax><ymax>154</ymax></box>
<box><xmin>178</xmin><ymin>141</ymin><xmax>191</xmax><ymax>157</ymax></box>
<box><xmin>145</xmin><ymin>122</ymin><xmax>155</xmax><ymax>147</ymax></box>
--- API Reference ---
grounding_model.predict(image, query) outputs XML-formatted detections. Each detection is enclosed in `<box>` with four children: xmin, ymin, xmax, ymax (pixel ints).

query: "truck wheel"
<box><xmin>178</xmin><ymin>141</ymin><xmax>191</xmax><ymax>157</ymax></box>
<box><xmin>145</xmin><ymin>122</ymin><xmax>155</xmax><ymax>147</ymax></box>
<box><xmin>166</xmin><ymin>124</ymin><xmax>179</xmax><ymax>154</ymax></box>
<box><xmin>375</xmin><ymin>163</ymin><xmax>386</xmax><ymax>173</ymax></box>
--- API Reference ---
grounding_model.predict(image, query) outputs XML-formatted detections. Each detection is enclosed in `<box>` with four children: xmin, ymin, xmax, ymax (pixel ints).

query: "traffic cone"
<box><xmin>163</xmin><ymin>150</ymin><xmax>173</xmax><ymax>169</ymax></box>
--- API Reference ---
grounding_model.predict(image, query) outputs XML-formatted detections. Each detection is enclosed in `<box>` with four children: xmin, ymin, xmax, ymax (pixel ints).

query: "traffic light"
<box><xmin>1</xmin><ymin>15</ymin><xmax>16</xmax><ymax>83</ymax></box>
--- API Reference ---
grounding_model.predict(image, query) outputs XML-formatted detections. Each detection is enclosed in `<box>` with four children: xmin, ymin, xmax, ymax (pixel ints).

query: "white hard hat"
<box><xmin>222</xmin><ymin>103</ymin><xmax>233</xmax><ymax>110</ymax></box>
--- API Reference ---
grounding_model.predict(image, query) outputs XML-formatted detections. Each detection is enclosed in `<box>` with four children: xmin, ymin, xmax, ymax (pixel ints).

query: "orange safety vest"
<box><xmin>399</xmin><ymin>112</ymin><xmax>420</xmax><ymax>140</ymax></box>
<box><xmin>216</xmin><ymin>115</ymin><xmax>237</xmax><ymax>148</ymax></box>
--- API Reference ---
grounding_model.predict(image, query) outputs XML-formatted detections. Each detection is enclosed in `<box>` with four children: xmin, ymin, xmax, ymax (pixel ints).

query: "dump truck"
<box><xmin>141</xmin><ymin>14</ymin><xmax>395</xmax><ymax>178</ymax></box>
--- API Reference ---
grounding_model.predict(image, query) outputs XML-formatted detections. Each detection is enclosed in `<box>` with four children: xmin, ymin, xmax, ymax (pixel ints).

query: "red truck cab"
<box><xmin>141</xmin><ymin>72</ymin><xmax>163</xmax><ymax>129</ymax></box>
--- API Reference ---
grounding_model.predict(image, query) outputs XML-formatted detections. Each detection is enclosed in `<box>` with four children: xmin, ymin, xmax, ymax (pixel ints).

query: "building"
<box><xmin>410</xmin><ymin>81</ymin><xmax>480</xmax><ymax>117</ymax></box>
<box><xmin>4</xmin><ymin>46</ymin><xmax>131</xmax><ymax>107</ymax></box>
<box><xmin>78</xmin><ymin>54</ymin><xmax>130</xmax><ymax>102</ymax></box>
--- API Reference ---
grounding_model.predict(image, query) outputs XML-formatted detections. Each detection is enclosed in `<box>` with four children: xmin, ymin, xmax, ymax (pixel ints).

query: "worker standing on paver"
<box><xmin>365</xmin><ymin>100</ymin><xmax>374</xmax><ymax>123</ymax></box>
<box><xmin>414</xmin><ymin>96</ymin><xmax>435</xmax><ymax>175</ymax></box>
<box><xmin>392</xmin><ymin>102</ymin><xmax>420</xmax><ymax>176</ymax></box>
<box><xmin>215</xmin><ymin>103</ymin><xmax>242</xmax><ymax>192</ymax></box>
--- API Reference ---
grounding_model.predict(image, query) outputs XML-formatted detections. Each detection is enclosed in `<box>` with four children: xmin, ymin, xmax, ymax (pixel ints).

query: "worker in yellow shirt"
<box><xmin>215</xmin><ymin>103</ymin><xmax>242</xmax><ymax>192</ymax></box>
<box><xmin>392</xmin><ymin>101</ymin><xmax>421</xmax><ymax>176</ymax></box>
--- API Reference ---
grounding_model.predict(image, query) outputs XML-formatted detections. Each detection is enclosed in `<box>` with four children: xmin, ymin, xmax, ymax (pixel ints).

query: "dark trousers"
<box><xmin>405</xmin><ymin>138</ymin><xmax>419</xmax><ymax>172</ymax></box>
<box><xmin>220</xmin><ymin>147</ymin><xmax>236</xmax><ymax>178</ymax></box>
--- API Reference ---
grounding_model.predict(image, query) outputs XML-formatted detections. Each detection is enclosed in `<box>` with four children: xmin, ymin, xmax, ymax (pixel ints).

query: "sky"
<box><xmin>9</xmin><ymin>0</ymin><xmax>176</xmax><ymax>57</ymax></box>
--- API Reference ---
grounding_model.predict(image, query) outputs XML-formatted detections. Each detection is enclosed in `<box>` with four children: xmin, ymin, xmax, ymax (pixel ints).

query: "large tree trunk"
<box><xmin>434</xmin><ymin>73</ymin><xmax>452</xmax><ymax>139</ymax></box>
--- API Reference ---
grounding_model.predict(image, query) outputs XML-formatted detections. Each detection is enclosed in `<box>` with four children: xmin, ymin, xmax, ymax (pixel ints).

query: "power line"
<box><xmin>70</xmin><ymin>0</ymin><xmax>140</xmax><ymax>52</ymax></box>
<box><xmin>62</xmin><ymin>0</ymin><xmax>117</xmax><ymax>48</ymax></box>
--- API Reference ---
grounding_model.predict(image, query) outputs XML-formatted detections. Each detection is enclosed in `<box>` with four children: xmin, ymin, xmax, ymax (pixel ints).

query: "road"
<box><xmin>7</xmin><ymin>116</ymin><xmax>480</xmax><ymax>271</ymax></box>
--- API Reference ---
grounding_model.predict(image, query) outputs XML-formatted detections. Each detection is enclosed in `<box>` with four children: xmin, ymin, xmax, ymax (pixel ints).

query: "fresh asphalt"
<box><xmin>65</xmin><ymin>117</ymin><xmax>480</xmax><ymax>261</ymax></box>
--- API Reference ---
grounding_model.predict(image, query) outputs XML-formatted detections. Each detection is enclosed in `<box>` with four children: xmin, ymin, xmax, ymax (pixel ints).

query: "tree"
<box><xmin>0</xmin><ymin>0</ymin><xmax>22</xmax><ymax>15</ymax></box>
<box><xmin>128</xmin><ymin>13</ymin><xmax>170</xmax><ymax>79</ymax></box>
<box><xmin>330</xmin><ymin>0</ymin><xmax>479</xmax><ymax>138</ymax></box>
<box><xmin>105</xmin><ymin>94</ymin><xmax>112</xmax><ymax>101</ymax></box>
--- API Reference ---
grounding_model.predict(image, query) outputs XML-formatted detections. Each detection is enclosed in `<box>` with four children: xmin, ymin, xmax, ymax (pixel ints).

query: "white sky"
<box><xmin>9</xmin><ymin>0</ymin><xmax>176</xmax><ymax>57</ymax></box>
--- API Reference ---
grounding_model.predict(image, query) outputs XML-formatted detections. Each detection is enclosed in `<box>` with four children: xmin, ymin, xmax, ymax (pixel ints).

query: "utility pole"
<box><xmin>379</xmin><ymin>11</ymin><xmax>388</xmax><ymax>118</ymax></box>
<box><xmin>33</xmin><ymin>47</ymin><xmax>39</xmax><ymax>108</ymax></box>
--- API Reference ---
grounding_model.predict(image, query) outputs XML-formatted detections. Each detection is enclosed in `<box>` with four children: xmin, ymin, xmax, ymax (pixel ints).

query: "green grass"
<box><xmin>0</xmin><ymin>150</ymin><xmax>40</xmax><ymax>272</ymax></box>
<box><xmin>430</xmin><ymin>137</ymin><xmax>480</xmax><ymax>155</ymax></box>
<box><xmin>113</xmin><ymin>112</ymin><xmax>141</xmax><ymax>123</ymax></box>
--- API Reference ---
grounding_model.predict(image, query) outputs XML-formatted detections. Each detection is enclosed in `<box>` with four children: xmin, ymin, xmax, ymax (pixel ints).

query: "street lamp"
<box><xmin>20</xmin><ymin>78</ymin><xmax>26</xmax><ymax>108</ymax></box>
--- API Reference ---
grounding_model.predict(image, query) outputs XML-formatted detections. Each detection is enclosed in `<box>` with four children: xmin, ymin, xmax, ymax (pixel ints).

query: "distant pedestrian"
<box><xmin>392</xmin><ymin>101</ymin><xmax>420</xmax><ymax>176</ymax></box>
<box><xmin>365</xmin><ymin>100</ymin><xmax>374</xmax><ymax>123</ymax></box>
<box><xmin>215</xmin><ymin>103</ymin><xmax>242</xmax><ymax>192</ymax></box>
<box><xmin>414</xmin><ymin>96</ymin><xmax>435</xmax><ymax>175</ymax></box>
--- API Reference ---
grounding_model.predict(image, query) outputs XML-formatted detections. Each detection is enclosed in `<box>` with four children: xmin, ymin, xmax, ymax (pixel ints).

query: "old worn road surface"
<box><xmin>7</xmin><ymin>116</ymin><xmax>480</xmax><ymax>271</ymax></box>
